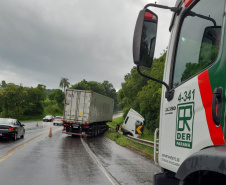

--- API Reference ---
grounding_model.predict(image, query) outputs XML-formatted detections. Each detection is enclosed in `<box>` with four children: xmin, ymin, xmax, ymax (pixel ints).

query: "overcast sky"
<box><xmin>0</xmin><ymin>0</ymin><xmax>177</xmax><ymax>91</ymax></box>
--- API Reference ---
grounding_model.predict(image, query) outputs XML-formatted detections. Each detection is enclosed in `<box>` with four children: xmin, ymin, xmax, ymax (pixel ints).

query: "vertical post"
<box><xmin>154</xmin><ymin>128</ymin><xmax>159</xmax><ymax>165</ymax></box>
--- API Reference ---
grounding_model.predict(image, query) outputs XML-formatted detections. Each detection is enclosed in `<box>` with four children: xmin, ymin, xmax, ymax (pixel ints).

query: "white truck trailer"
<box><xmin>62</xmin><ymin>89</ymin><xmax>114</xmax><ymax>137</ymax></box>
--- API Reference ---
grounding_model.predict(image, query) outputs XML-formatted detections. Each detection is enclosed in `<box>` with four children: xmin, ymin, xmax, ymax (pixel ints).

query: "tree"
<box><xmin>118</xmin><ymin>51</ymin><xmax>166</xmax><ymax>130</ymax></box>
<box><xmin>102</xmin><ymin>81</ymin><xmax>118</xmax><ymax>111</ymax></box>
<box><xmin>54</xmin><ymin>89</ymin><xmax>64</xmax><ymax>106</ymax></box>
<box><xmin>1</xmin><ymin>80</ymin><xmax>6</xmax><ymax>88</ymax></box>
<box><xmin>71</xmin><ymin>79</ymin><xmax>90</xmax><ymax>90</ymax></box>
<box><xmin>0</xmin><ymin>83</ymin><xmax>46</xmax><ymax>118</ymax></box>
<box><xmin>48</xmin><ymin>89</ymin><xmax>65</xmax><ymax>106</ymax></box>
<box><xmin>59</xmin><ymin>78</ymin><xmax>70</xmax><ymax>93</ymax></box>
<box><xmin>0</xmin><ymin>84</ymin><xmax>28</xmax><ymax>117</ymax></box>
<box><xmin>45</xmin><ymin>89</ymin><xmax>55</xmax><ymax>96</ymax></box>
<box><xmin>71</xmin><ymin>80</ymin><xmax>118</xmax><ymax>111</ymax></box>
<box><xmin>71</xmin><ymin>80</ymin><xmax>105</xmax><ymax>94</ymax></box>
<box><xmin>23</xmin><ymin>84</ymin><xmax>46</xmax><ymax>115</ymax></box>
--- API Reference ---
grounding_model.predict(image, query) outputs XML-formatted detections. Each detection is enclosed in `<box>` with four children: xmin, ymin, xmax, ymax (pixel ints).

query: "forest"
<box><xmin>0</xmin><ymin>52</ymin><xmax>165</xmax><ymax>131</ymax></box>
<box><xmin>0</xmin><ymin>79</ymin><xmax>118</xmax><ymax>120</ymax></box>
<box><xmin>118</xmin><ymin>52</ymin><xmax>166</xmax><ymax>131</ymax></box>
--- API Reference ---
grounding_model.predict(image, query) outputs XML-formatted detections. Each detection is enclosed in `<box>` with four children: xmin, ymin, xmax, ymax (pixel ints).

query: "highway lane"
<box><xmin>0</xmin><ymin>121</ymin><xmax>160</xmax><ymax>185</ymax></box>
<box><xmin>84</xmin><ymin>137</ymin><xmax>160</xmax><ymax>184</ymax></box>
<box><xmin>0</xmin><ymin>121</ymin><xmax>53</xmax><ymax>155</ymax></box>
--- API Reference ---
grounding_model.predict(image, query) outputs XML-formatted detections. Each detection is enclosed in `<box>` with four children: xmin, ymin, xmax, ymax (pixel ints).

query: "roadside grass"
<box><xmin>108</xmin><ymin>116</ymin><xmax>155</xmax><ymax>141</ymax></box>
<box><xmin>139</xmin><ymin>127</ymin><xmax>155</xmax><ymax>141</ymax></box>
<box><xmin>16</xmin><ymin>114</ymin><xmax>45</xmax><ymax>122</ymax></box>
<box><xmin>16</xmin><ymin>110</ymin><xmax>63</xmax><ymax>122</ymax></box>
<box><xmin>104</xmin><ymin>130</ymin><xmax>154</xmax><ymax>159</ymax></box>
<box><xmin>107</xmin><ymin>116</ymin><xmax>124</xmax><ymax>130</ymax></box>
<box><xmin>106</xmin><ymin>116</ymin><xmax>155</xmax><ymax>159</ymax></box>
<box><xmin>6</xmin><ymin>105</ymin><xmax>64</xmax><ymax>121</ymax></box>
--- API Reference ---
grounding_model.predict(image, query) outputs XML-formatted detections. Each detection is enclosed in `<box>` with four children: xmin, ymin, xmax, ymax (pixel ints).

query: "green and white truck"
<box><xmin>133</xmin><ymin>0</ymin><xmax>226</xmax><ymax>184</ymax></box>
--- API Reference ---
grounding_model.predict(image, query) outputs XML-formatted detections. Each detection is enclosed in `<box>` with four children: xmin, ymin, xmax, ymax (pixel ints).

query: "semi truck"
<box><xmin>133</xmin><ymin>0</ymin><xmax>226</xmax><ymax>184</ymax></box>
<box><xmin>62</xmin><ymin>89</ymin><xmax>114</xmax><ymax>137</ymax></box>
<box><xmin>121</xmin><ymin>108</ymin><xmax>144</xmax><ymax>138</ymax></box>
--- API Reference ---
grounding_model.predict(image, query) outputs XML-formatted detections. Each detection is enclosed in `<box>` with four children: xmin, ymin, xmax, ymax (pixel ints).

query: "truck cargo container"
<box><xmin>62</xmin><ymin>89</ymin><xmax>114</xmax><ymax>137</ymax></box>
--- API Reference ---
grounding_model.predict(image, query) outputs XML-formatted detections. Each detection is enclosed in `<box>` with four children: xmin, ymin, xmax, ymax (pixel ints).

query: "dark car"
<box><xmin>43</xmin><ymin>115</ymin><xmax>54</xmax><ymax>122</ymax></box>
<box><xmin>0</xmin><ymin>118</ymin><xmax>25</xmax><ymax>141</ymax></box>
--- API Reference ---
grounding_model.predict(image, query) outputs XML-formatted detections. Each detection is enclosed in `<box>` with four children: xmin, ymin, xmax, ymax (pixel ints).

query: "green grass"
<box><xmin>139</xmin><ymin>127</ymin><xmax>155</xmax><ymax>141</ymax></box>
<box><xmin>107</xmin><ymin>116</ymin><xmax>155</xmax><ymax>141</ymax></box>
<box><xmin>107</xmin><ymin>116</ymin><xmax>124</xmax><ymax>129</ymax></box>
<box><xmin>14</xmin><ymin>110</ymin><xmax>63</xmax><ymax>122</ymax></box>
<box><xmin>16</xmin><ymin>114</ymin><xmax>45</xmax><ymax>122</ymax></box>
<box><xmin>106</xmin><ymin>116</ymin><xmax>154</xmax><ymax>159</ymax></box>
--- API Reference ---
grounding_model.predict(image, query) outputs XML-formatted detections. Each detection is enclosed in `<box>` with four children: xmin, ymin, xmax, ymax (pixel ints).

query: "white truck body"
<box><xmin>64</xmin><ymin>89</ymin><xmax>114</xmax><ymax>124</ymax></box>
<box><xmin>133</xmin><ymin>0</ymin><xmax>226</xmax><ymax>184</ymax></box>
<box><xmin>121</xmin><ymin>108</ymin><xmax>144</xmax><ymax>138</ymax></box>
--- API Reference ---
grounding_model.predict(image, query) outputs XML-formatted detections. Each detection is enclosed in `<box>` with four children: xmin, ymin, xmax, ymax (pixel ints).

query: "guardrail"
<box><xmin>126</xmin><ymin>135</ymin><xmax>158</xmax><ymax>148</ymax></box>
<box><xmin>108</xmin><ymin>128</ymin><xmax>158</xmax><ymax>148</ymax></box>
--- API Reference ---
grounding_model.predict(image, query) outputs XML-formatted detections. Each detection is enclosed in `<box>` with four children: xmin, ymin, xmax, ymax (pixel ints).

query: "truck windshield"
<box><xmin>172</xmin><ymin>0</ymin><xmax>225</xmax><ymax>88</ymax></box>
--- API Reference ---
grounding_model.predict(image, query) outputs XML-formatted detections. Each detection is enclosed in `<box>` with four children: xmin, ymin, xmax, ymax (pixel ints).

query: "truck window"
<box><xmin>124</xmin><ymin>117</ymin><xmax>129</xmax><ymax>124</ymax></box>
<box><xmin>172</xmin><ymin>0</ymin><xmax>225</xmax><ymax>88</ymax></box>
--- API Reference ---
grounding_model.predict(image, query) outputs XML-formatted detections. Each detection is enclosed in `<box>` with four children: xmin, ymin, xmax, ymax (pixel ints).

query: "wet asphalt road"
<box><xmin>0</xmin><ymin>120</ymin><xmax>160</xmax><ymax>185</ymax></box>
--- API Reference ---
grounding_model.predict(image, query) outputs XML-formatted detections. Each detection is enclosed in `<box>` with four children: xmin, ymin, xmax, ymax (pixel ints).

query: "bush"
<box><xmin>45</xmin><ymin>104</ymin><xmax>62</xmax><ymax>115</ymax></box>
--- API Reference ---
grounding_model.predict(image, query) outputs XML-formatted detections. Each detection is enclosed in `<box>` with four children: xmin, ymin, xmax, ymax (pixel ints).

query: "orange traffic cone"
<box><xmin>49</xmin><ymin>128</ymin><xmax>52</xmax><ymax>137</ymax></box>
<box><xmin>36</xmin><ymin>122</ymin><xmax>38</xmax><ymax>127</ymax></box>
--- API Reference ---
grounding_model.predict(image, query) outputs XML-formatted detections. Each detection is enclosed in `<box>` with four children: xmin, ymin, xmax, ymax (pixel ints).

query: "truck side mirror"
<box><xmin>133</xmin><ymin>9</ymin><xmax>158</xmax><ymax>68</ymax></box>
<box><xmin>133</xmin><ymin>8</ymin><xmax>174</xmax><ymax>101</ymax></box>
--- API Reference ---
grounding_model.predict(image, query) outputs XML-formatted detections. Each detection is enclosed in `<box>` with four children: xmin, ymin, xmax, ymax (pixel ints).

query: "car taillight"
<box><xmin>8</xmin><ymin>127</ymin><xmax>14</xmax><ymax>130</ymax></box>
<box><xmin>83</xmin><ymin>125</ymin><xmax>89</xmax><ymax>129</ymax></box>
<box><xmin>64</xmin><ymin>124</ymin><xmax>69</xmax><ymax>127</ymax></box>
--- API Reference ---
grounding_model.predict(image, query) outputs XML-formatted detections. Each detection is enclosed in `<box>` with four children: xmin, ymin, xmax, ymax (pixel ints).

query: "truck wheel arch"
<box><xmin>176</xmin><ymin>146</ymin><xmax>226</xmax><ymax>181</ymax></box>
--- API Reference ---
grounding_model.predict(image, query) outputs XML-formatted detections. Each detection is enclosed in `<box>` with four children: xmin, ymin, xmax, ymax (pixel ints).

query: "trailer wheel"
<box><xmin>97</xmin><ymin>125</ymin><xmax>100</xmax><ymax>136</ymax></box>
<box><xmin>95</xmin><ymin>125</ymin><xmax>97</xmax><ymax>137</ymax></box>
<box><xmin>91</xmin><ymin>126</ymin><xmax>95</xmax><ymax>137</ymax></box>
<box><xmin>95</xmin><ymin>125</ymin><xmax>98</xmax><ymax>136</ymax></box>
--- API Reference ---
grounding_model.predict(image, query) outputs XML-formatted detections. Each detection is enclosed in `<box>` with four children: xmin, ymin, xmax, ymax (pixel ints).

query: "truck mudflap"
<box><xmin>154</xmin><ymin>171</ymin><xmax>180</xmax><ymax>185</ymax></box>
<box><xmin>62</xmin><ymin>131</ymin><xmax>89</xmax><ymax>136</ymax></box>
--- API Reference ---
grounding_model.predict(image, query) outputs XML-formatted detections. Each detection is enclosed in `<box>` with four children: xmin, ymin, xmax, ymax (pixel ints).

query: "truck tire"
<box><xmin>97</xmin><ymin>125</ymin><xmax>100</xmax><ymax>136</ymax></box>
<box><xmin>95</xmin><ymin>125</ymin><xmax>98</xmax><ymax>137</ymax></box>
<box><xmin>91</xmin><ymin>126</ymin><xmax>95</xmax><ymax>137</ymax></box>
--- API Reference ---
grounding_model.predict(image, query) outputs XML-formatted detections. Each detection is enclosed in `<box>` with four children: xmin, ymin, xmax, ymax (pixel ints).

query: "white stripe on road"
<box><xmin>81</xmin><ymin>137</ymin><xmax>120</xmax><ymax>185</ymax></box>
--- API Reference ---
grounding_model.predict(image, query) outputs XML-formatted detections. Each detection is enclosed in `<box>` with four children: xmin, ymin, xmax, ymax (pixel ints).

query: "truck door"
<box><xmin>76</xmin><ymin>91</ymin><xmax>91</xmax><ymax>122</ymax></box>
<box><xmin>159</xmin><ymin>0</ymin><xmax>226</xmax><ymax>172</ymax></box>
<box><xmin>64</xmin><ymin>90</ymin><xmax>74</xmax><ymax>120</ymax></box>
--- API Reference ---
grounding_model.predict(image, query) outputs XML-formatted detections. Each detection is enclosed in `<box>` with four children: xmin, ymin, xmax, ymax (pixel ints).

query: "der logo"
<box><xmin>175</xmin><ymin>102</ymin><xmax>194</xmax><ymax>149</ymax></box>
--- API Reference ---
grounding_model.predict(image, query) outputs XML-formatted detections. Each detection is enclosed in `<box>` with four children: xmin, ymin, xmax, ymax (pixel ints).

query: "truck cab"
<box><xmin>133</xmin><ymin>0</ymin><xmax>226</xmax><ymax>184</ymax></box>
<box><xmin>121</xmin><ymin>108</ymin><xmax>144</xmax><ymax>138</ymax></box>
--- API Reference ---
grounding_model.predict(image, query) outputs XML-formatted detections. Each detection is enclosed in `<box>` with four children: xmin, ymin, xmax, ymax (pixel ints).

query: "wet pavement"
<box><xmin>84</xmin><ymin>137</ymin><xmax>160</xmax><ymax>185</ymax></box>
<box><xmin>0</xmin><ymin>121</ymin><xmax>160</xmax><ymax>185</ymax></box>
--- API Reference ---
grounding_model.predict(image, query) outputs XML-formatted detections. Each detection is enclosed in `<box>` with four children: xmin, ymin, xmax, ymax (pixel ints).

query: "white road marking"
<box><xmin>81</xmin><ymin>137</ymin><xmax>120</xmax><ymax>185</ymax></box>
